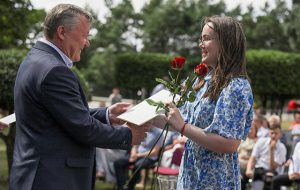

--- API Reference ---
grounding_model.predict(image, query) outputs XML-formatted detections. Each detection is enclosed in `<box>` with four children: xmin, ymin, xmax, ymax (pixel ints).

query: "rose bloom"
<box><xmin>171</xmin><ymin>56</ymin><xmax>186</xmax><ymax>70</ymax></box>
<box><xmin>194</xmin><ymin>63</ymin><xmax>208</xmax><ymax>77</ymax></box>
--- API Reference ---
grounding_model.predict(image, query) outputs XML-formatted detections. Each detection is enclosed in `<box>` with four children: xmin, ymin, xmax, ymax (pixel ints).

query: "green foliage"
<box><xmin>141</xmin><ymin>0</ymin><xmax>228</xmax><ymax>56</ymax></box>
<box><xmin>92</xmin><ymin>0</ymin><xmax>138</xmax><ymax>53</ymax></box>
<box><xmin>0</xmin><ymin>0</ymin><xmax>45</xmax><ymax>49</ymax></box>
<box><xmin>139</xmin><ymin>0</ymin><xmax>300</xmax><ymax>54</ymax></box>
<box><xmin>0</xmin><ymin>49</ymin><xmax>27</xmax><ymax>112</ymax></box>
<box><xmin>285</xmin><ymin>4</ymin><xmax>300</xmax><ymax>52</ymax></box>
<box><xmin>146</xmin><ymin>99</ymin><xmax>166</xmax><ymax>112</ymax></box>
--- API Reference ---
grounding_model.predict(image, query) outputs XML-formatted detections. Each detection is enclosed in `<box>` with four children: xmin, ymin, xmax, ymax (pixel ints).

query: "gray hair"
<box><xmin>43</xmin><ymin>4</ymin><xmax>93</xmax><ymax>39</ymax></box>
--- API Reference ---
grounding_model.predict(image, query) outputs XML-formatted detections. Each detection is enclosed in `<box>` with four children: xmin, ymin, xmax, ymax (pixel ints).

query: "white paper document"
<box><xmin>117</xmin><ymin>89</ymin><xmax>179</xmax><ymax>126</ymax></box>
<box><xmin>0</xmin><ymin>113</ymin><xmax>16</xmax><ymax>126</ymax></box>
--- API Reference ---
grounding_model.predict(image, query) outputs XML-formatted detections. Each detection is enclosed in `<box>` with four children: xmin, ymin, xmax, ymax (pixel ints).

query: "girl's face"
<box><xmin>199</xmin><ymin>22</ymin><xmax>219</xmax><ymax>69</ymax></box>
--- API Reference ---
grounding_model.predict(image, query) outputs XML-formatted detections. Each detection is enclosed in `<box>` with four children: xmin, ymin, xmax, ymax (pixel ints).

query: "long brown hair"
<box><xmin>200</xmin><ymin>16</ymin><xmax>249</xmax><ymax>101</ymax></box>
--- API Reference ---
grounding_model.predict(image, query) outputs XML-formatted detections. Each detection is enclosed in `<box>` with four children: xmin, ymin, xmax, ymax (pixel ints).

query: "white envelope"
<box><xmin>0</xmin><ymin>113</ymin><xmax>16</xmax><ymax>126</ymax></box>
<box><xmin>117</xmin><ymin>89</ymin><xmax>179</xmax><ymax>126</ymax></box>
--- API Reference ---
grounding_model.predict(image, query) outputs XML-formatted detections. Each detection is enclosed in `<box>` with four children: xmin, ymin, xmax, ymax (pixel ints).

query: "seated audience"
<box><xmin>246</xmin><ymin>124</ymin><xmax>287</xmax><ymax>190</ymax></box>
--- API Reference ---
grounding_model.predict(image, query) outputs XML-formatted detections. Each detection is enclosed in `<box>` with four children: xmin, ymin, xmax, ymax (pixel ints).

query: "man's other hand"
<box><xmin>108</xmin><ymin>102</ymin><xmax>132</xmax><ymax>125</ymax></box>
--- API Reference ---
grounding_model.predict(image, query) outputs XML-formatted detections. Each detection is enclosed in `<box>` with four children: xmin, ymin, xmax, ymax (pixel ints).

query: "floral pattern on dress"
<box><xmin>177</xmin><ymin>73</ymin><xmax>254</xmax><ymax>190</ymax></box>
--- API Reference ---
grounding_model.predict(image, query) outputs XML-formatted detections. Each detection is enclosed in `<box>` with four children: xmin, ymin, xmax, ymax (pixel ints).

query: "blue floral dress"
<box><xmin>177</xmin><ymin>73</ymin><xmax>254</xmax><ymax>190</ymax></box>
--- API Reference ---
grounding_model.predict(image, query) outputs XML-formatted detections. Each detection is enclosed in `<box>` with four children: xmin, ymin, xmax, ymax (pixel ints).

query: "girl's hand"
<box><xmin>166</xmin><ymin>103</ymin><xmax>185</xmax><ymax>132</ymax></box>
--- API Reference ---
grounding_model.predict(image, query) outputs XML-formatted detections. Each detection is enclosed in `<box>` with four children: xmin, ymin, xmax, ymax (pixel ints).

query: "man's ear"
<box><xmin>57</xmin><ymin>25</ymin><xmax>66</xmax><ymax>40</ymax></box>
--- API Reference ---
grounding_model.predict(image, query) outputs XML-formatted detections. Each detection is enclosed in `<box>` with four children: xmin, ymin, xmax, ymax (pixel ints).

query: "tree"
<box><xmin>285</xmin><ymin>4</ymin><xmax>300</xmax><ymax>53</ymax></box>
<box><xmin>92</xmin><ymin>0</ymin><xmax>139</xmax><ymax>53</ymax></box>
<box><xmin>251</xmin><ymin>0</ymin><xmax>290</xmax><ymax>51</ymax></box>
<box><xmin>80</xmin><ymin>0</ymin><xmax>141</xmax><ymax>95</ymax></box>
<box><xmin>140</xmin><ymin>0</ymin><xmax>227</xmax><ymax>57</ymax></box>
<box><xmin>0</xmin><ymin>0</ymin><xmax>45</xmax><ymax>49</ymax></box>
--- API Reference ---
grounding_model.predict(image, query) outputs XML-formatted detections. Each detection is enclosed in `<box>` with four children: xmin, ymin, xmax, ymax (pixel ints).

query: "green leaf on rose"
<box><xmin>145</xmin><ymin>99</ymin><xmax>166</xmax><ymax>112</ymax></box>
<box><xmin>155</xmin><ymin>78</ymin><xmax>168</xmax><ymax>86</ymax></box>
<box><xmin>174</xmin><ymin>86</ymin><xmax>181</xmax><ymax>94</ymax></box>
<box><xmin>188</xmin><ymin>91</ymin><xmax>196</xmax><ymax>102</ymax></box>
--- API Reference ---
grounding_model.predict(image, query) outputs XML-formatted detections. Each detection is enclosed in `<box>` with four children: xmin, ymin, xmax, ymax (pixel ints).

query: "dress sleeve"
<box><xmin>204</xmin><ymin>79</ymin><xmax>253</xmax><ymax>140</ymax></box>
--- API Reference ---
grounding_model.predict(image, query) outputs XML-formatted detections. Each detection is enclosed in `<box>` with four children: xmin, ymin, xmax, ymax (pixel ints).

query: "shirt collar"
<box><xmin>38</xmin><ymin>38</ymin><xmax>73</xmax><ymax>68</ymax></box>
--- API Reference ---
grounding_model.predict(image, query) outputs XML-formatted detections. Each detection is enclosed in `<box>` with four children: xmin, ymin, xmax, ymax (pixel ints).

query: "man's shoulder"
<box><xmin>31</xmin><ymin>41</ymin><xmax>65</xmax><ymax>65</ymax></box>
<box><xmin>277</xmin><ymin>141</ymin><xmax>287</xmax><ymax>151</ymax></box>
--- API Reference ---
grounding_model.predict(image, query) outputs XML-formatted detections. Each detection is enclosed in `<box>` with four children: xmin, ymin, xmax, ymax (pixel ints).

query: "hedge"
<box><xmin>115</xmin><ymin>50</ymin><xmax>300</xmax><ymax>101</ymax></box>
<box><xmin>247</xmin><ymin>49</ymin><xmax>300</xmax><ymax>97</ymax></box>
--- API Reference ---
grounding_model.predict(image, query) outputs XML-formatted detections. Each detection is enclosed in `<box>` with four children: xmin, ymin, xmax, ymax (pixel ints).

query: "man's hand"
<box><xmin>269</xmin><ymin>139</ymin><xmax>277</xmax><ymax>150</ymax></box>
<box><xmin>127</xmin><ymin>122</ymin><xmax>151</xmax><ymax>145</ymax></box>
<box><xmin>108</xmin><ymin>102</ymin><xmax>132</xmax><ymax>125</ymax></box>
<box><xmin>129</xmin><ymin>153</ymin><xmax>137</xmax><ymax>162</ymax></box>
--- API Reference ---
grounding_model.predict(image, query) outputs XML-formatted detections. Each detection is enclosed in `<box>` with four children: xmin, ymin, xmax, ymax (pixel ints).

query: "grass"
<box><xmin>0</xmin><ymin>139</ymin><xmax>8</xmax><ymax>190</ymax></box>
<box><xmin>281</xmin><ymin>120</ymin><xmax>291</xmax><ymax>131</ymax></box>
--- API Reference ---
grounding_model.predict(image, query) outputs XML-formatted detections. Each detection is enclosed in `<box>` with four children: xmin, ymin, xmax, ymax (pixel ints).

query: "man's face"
<box><xmin>269</xmin><ymin>128</ymin><xmax>281</xmax><ymax>141</ymax></box>
<box><xmin>62</xmin><ymin>15</ymin><xmax>90</xmax><ymax>62</ymax></box>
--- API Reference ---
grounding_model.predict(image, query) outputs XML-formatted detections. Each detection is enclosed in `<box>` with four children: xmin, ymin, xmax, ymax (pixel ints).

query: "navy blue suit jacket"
<box><xmin>10</xmin><ymin>41</ymin><xmax>132</xmax><ymax>190</ymax></box>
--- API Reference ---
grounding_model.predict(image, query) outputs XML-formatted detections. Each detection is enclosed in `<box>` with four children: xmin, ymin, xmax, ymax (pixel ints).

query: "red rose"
<box><xmin>171</xmin><ymin>56</ymin><xmax>186</xmax><ymax>70</ymax></box>
<box><xmin>194</xmin><ymin>63</ymin><xmax>208</xmax><ymax>77</ymax></box>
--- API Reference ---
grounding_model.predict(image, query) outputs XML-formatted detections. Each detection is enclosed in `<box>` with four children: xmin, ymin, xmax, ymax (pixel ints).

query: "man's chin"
<box><xmin>72</xmin><ymin>57</ymin><xmax>81</xmax><ymax>62</ymax></box>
